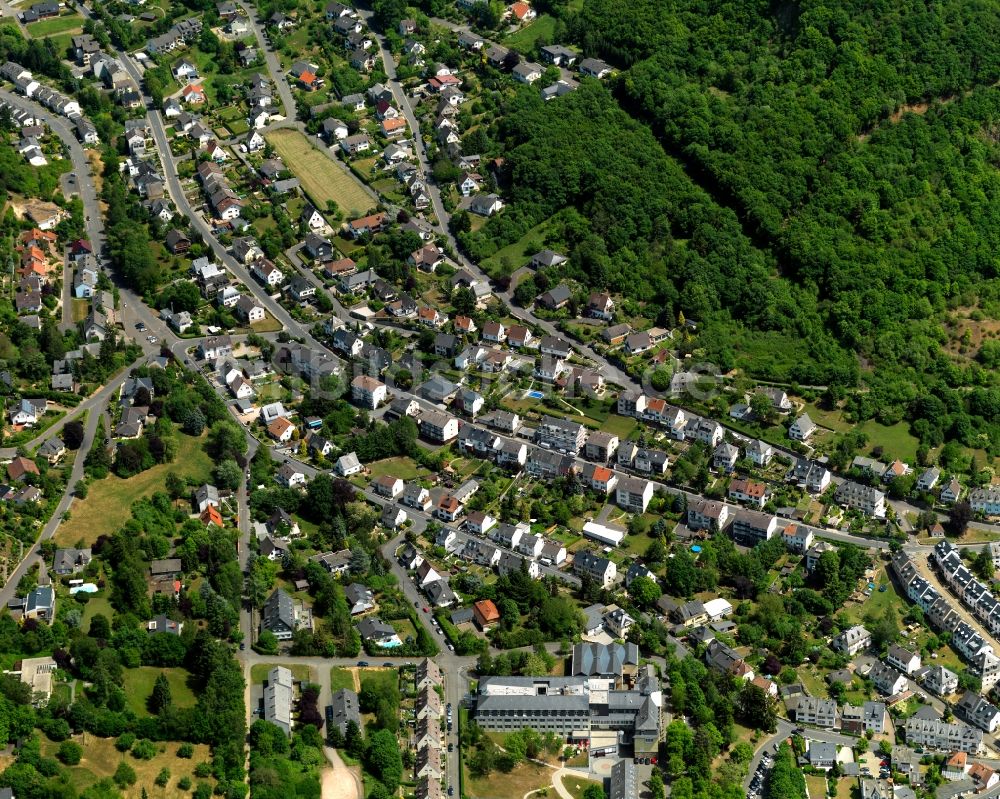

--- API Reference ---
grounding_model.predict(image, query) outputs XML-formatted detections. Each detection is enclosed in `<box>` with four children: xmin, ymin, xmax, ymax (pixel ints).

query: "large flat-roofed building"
<box><xmin>474</xmin><ymin>690</ymin><xmax>590</xmax><ymax>735</ymax></box>
<box><xmin>5</xmin><ymin>656</ymin><xmax>56</xmax><ymax>705</ymax></box>
<box><xmin>534</xmin><ymin>414</ymin><xmax>587</xmax><ymax>454</ymax></box>
<box><xmin>472</xmin><ymin>671</ymin><xmax>662</xmax><ymax>750</ymax></box>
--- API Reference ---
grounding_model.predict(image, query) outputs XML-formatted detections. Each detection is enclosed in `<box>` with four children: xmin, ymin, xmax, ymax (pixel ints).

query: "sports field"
<box><xmin>265</xmin><ymin>129</ymin><xmax>375</xmax><ymax>218</ymax></box>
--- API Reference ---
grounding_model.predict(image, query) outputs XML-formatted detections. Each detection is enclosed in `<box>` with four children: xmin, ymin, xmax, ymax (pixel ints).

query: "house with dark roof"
<box><xmin>329</xmin><ymin>688</ymin><xmax>361</xmax><ymax>736</ymax></box>
<box><xmin>261</xmin><ymin>588</ymin><xmax>306</xmax><ymax>641</ymax></box>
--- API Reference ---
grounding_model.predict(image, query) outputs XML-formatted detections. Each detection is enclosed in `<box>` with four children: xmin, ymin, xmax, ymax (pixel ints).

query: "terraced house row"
<box><xmin>891</xmin><ymin>547</ymin><xmax>1000</xmax><ymax>690</ymax></box>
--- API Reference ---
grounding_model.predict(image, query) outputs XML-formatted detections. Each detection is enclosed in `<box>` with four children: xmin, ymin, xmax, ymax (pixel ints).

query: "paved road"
<box><xmin>0</xmin><ymin>377</ymin><xmax>124</xmax><ymax>609</ymax></box>
<box><xmin>912</xmin><ymin>550</ymin><xmax>1000</xmax><ymax>652</ymax></box>
<box><xmin>0</xmin><ymin>91</ymin><xmax>105</xmax><ymax>274</ymax></box>
<box><xmin>357</xmin><ymin>4</ymin><xmax>449</xmax><ymax>233</ymax></box>
<box><xmin>235</xmin><ymin>0</ymin><xmax>296</xmax><ymax>119</ymax></box>
<box><xmin>0</xmin><ymin>88</ymin><xmax>105</xmax><ymax>334</ymax></box>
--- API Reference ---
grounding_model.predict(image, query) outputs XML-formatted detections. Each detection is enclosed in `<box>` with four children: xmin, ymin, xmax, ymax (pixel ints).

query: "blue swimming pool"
<box><xmin>528</xmin><ymin>390</ymin><xmax>544</xmax><ymax>399</ymax></box>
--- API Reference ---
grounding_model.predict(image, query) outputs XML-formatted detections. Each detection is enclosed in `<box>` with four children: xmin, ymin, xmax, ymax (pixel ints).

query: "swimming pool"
<box><xmin>528</xmin><ymin>390</ymin><xmax>544</xmax><ymax>399</ymax></box>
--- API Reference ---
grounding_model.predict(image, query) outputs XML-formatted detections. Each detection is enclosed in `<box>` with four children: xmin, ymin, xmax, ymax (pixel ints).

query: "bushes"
<box><xmin>57</xmin><ymin>741</ymin><xmax>82</xmax><ymax>765</ymax></box>
<box><xmin>131</xmin><ymin>739</ymin><xmax>158</xmax><ymax>760</ymax></box>
<box><xmin>114</xmin><ymin>762</ymin><xmax>137</xmax><ymax>788</ymax></box>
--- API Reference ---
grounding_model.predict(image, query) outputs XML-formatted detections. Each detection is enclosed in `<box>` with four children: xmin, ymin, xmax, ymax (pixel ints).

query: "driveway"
<box><xmin>322</xmin><ymin>748</ymin><xmax>363</xmax><ymax>799</ymax></box>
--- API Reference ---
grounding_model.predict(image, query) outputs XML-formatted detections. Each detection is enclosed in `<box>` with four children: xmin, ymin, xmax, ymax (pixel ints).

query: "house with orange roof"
<box><xmin>381</xmin><ymin>117</ymin><xmax>407</xmax><ymax>137</ymax></box>
<box><xmin>22</xmin><ymin>228</ymin><xmax>57</xmax><ymax>251</ymax></box>
<box><xmin>7</xmin><ymin>455</ymin><xmax>40</xmax><ymax>482</ymax></box>
<box><xmin>507</xmin><ymin>1</ymin><xmax>536</xmax><ymax>21</ymax></box>
<box><xmin>473</xmin><ymin>599</ymin><xmax>500</xmax><ymax>631</ymax></box>
<box><xmin>267</xmin><ymin>416</ymin><xmax>296</xmax><ymax>443</ymax></box>
<box><xmin>751</xmin><ymin>675</ymin><xmax>778</xmax><ymax>698</ymax></box>
<box><xmin>200</xmin><ymin>505</ymin><xmax>224</xmax><ymax>527</ymax></box>
<box><xmin>580</xmin><ymin>462</ymin><xmax>617</xmax><ymax>494</ymax></box>
<box><xmin>454</xmin><ymin>315</ymin><xmax>476</xmax><ymax>335</ymax></box>
<box><xmin>728</xmin><ymin>477</ymin><xmax>767</xmax><ymax>508</ymax></box>
<box><xmin>418</xmin><ymin>306</ymin><xmax>445</xmax><ymax>328</ymax></box>
<box><xmin>944</xmin><ymin>751</ymin><xmax>969</xmax><ymax>780</ymax></box>
<box><xmin>346</xmin><ymin>212</ymin><xmax>388</xmax><ymax>239</ymax></box>
<box><xmin>969</xmin><ymin>761</ymin><xmax>999</xmax><ymax>791</ymax></box>
<box><xmin>298</xmin><ymin>70</ymin><xmax>318</xmax><ymax>90</ymax></box>
<box><xmin>883</xmin><ymin>459</ymin><xmax>910</xmax><ymax>482</ymax></box>
<box><xmin>435</xmin><ymin>495</ymin><xmax>463</xmax><ymax>522</ymax></box>
<box><xmin>17</xmin><ymin>258</ymin><xmax>48</xmax><ymax>280</ymax></box>
<box><xmin>182</xmin><ymin>84</ymin><xmax>206</xmax><ymax>104</ymax></box>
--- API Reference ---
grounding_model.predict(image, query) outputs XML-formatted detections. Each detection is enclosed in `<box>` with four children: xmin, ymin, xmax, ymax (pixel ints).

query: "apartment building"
<box><xmin>835</xmin><ymin>481</ymin><xmax>887</xmax><ymax>518</ymax></box>
<box><xmin>534</xmin><ymin>415</ymin><xmax>587</xmax><ymax>454</ymax></box>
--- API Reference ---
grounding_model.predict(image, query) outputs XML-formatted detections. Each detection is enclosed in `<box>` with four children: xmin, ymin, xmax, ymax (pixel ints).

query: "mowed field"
<box><xmin>122</xmin><ymin>667</ymin><xmax>199</xmax><ymax>717</ymax></box>
<box><xmin>55</xmin><ymin>433</ymin><xmax>213</xmax><ymax>547</ymax></box>
<box><xmin>40</xmin><ymin>734</ymin><xmax>216</xmax><ymax>799</ymax></box>
<box><xmin>265</xmin><ymin>129</ymin><xmax>374</xmax><ymax>218</ymax></box>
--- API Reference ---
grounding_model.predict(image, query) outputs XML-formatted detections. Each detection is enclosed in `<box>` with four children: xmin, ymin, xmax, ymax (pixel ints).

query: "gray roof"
<box><xmin>53</xmin><ymin>547</ymin><xmax>90</xmax><ymax>572</ymax></box>
<box><xmin>808</xmin><ymin>741</ymin><xmax>837</xmax><ymax>763</ymax></box>
<box><xmin>329</xmin><ymin>688</ymin><xmax>361</xmax><ymax>735</ymax></box>
<box><xmin>262</xmin><ymin>587</ymin><xmax>295</xmax><ymax>633</ymax></box>
<box><xmin>357</xmin><ymin>616</ymin><xmax>396</xmax><ymax>640</ymax></box>
<box><xmin>26</xmin><ymin>585</ymin><xmax>53</xmax><ymax>612</ymax></box>
<box><xmin>475</xmin><ymin>692</ymin><xmax>589</xmax><ymax>714</ymax></box>
<box><xmin>571</xmin><ymin>642</ymin><xmax>640</xmax><ymax>676</ymax></box>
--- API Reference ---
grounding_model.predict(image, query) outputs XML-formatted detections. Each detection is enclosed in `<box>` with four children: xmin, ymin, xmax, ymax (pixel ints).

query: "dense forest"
<box><xmin>456</xmin><ymin>0</ymin><xmax>1000</xmax><ymax>452</ymax></box>
<box><xmin>583</xmin><ymin>0</ymin><xmax>1000</xmax><ymax>363</ymax></box>
<box><xmin>464</xmin><ymin>82</ymin><xmax>852</xmax><ymax>385</ymax></box>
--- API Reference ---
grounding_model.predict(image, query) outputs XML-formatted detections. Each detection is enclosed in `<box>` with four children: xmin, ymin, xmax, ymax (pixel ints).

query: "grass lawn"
<box><xmin>265</xmin><ymin>128</ymin><xmax>374</xmax><ymax>218</ymax></box>
<box><xmin>466</xmin><ymin>760</ymin><xmax>553</xmax><ymax>799</ymax></box>
<box><xmin>250</xmin><ymin>312</ymin><xmax>284</xmax><ymax>333</ymax></box>
<box><xmin>358</xmin><ymin>667</ymin><xmax>397</xmax><ymax>696</ymax></box>
<box><xmin>122</xmin><ymin>667</ymin><xmax>198</xmax><ymax>717</ymax></box>
<box><xmin>834</xmin><ymin>778</ymin><xmax>854</xmax><ymax>799</ymax></box>
<box><xmin>856</xmin><ymin>419</ymin><xmax>920</xmax><ymax>463</ymax></box>
<box><xmin>55</xmin><ymin>433</ymin><xmax>212</xmax><ymax>547</ymax></box>
<box><xmin>802</xmin><ymin>403</ymin><xmax>853</xmax><ymax>434</ymax></box>
<box><xmin>602</xmin><ymin>414</ymin><xmax>638</xmax><ymax>440</ymax></box>
<box><xmin>71</xmin><ymin>298</ymin><xmax>89</xmax><ymax>322</ymax></box>
<box><xmin>845</xmin><ymin>567</ymin><xmax>906</xmax><ymax>625</ymax></box>
<box><xmin>250</xmin><ymin>663</ymin><xmax>315</xmax><ymax>684</ymax></box>
<box><xmin>560</xmin><ymin>774</ymin><xmax>601</xmax><ymax>799</ymax></box>
<box><xmin>80</xmin><ymin>591</ymin><xmax>114</xmax><ymax>629</ymax></box>
<box><xmin>46</xmin><ymin>30</ymin><xmax>76</xmax><ymax>56</ymax></box>
<box><xmin>40</xmin><ymin>734</ymin><xmax>215</xmax><ymax>799</ymax></box>
<box><xmin>391</xmin><ymin>617</ymin><xmax>418</xmax><ymax>643</ymax></box>
<box><xmin>805</xmin><ymin>775</ymin><xmax>828</xmax><ymax>799</ymax></box>
<box><xmin>797</xmin><ymin>664</ymin><xmax>831</xmax><ymax>700</ymax></box>
<box><xmin>480</xmin><ymin>216</ymin><xmax>558</xmax><ymax>277</ymax></box>
<box><xmin>505</xmin><ymin>14</ymin><xmax>558</xmax><ymax>53</ymax></box>
<box><xmin>27</xmin><ymin>13</ymin><xmax>83</xmax><ymax>36</ymax></box>
<box><xmin>368</xmin><ymin>456</ymin><xmax>427</xmax><ymax>481</ymax></box>
<box><xmin>330</xmin><ymin>667</ymin><xmax>357</xmax><ymax>693</ymax></box>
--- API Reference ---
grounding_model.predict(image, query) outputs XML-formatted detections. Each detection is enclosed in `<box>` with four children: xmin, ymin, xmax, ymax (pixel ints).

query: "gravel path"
<box><xmin>322</xmin><ymin>748</ymin><xmax>363</xmax><ymax>799</ymax></box>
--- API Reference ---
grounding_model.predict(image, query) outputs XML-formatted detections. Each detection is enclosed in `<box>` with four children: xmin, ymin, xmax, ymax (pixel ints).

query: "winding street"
<box><xmin>0</xmin><ymin>374</ymin><xmax>123</xmax><ymax>609</ymax></box>
<box><xmin>22</xmin><ymin>11</ymin><xmax>1000</xmax><ymax>797</ymax></box>
<box><xmin>234</xmin><ymin>0</ymin><xmax>297</xmax><ymax>120</ymax></box>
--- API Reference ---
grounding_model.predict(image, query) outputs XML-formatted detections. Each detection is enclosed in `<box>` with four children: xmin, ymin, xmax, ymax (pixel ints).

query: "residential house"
<box><xmin>833</xmin><ymin>625</ymin><xmax>871</xmax><ymax>656</ymax></box>
<box><xmin>789</xmin><ymin>412</ymin><xmax>817</xmax><ymax>442</ymax></box>
<box><xmin>574</xmin><ymin>550</ymin><xmax>617</xmax><ymax>588</ymax></box>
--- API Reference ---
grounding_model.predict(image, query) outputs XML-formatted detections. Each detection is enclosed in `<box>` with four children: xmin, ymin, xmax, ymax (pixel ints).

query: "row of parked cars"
<box><xmin>748</xmin><ymin>748</ymin><xmax>774</xmax><ymax>799</ymax></box>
